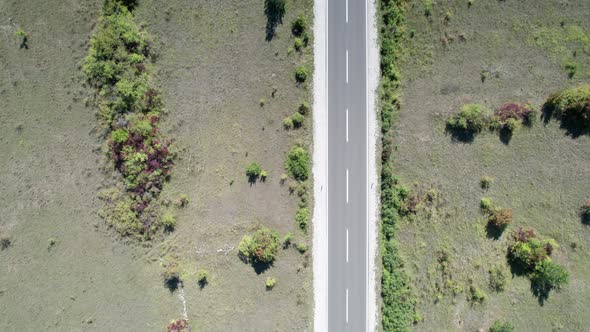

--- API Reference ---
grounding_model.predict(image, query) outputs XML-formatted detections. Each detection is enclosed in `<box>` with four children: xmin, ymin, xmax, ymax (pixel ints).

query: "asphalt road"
<box><xmin>327</xmin><ymin>0</ymin><xmax>368</xmax><ymax>330</ymax></box>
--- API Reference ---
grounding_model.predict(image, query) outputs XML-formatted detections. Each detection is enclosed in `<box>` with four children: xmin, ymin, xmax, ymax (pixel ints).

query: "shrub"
<box><xmin>495</xmin><ymin>103</ymin><xmax>537</xmax><ymax>127</ymax></box>
<box><xmin>291</xmin><ymin>15</ymin><xmax>307</xmax><ymax>36</ymax></box>
<box><xmin>286</xmin><ymin>146</ymin><xmax>310</xmax><ymax>181</ymax></box>
<box><xmin>246</xmin><ymin>162</ymin><xmax>262</xmax><ymax>179</ymax></box>
<box><xmin>468</xmin><ymin>285</ymin><xmax>486</xmax><ymax>304</ymax></box>
<box><xmin>508</xmin><ymin>227</ymin><xmax>558</xmax><ymax>270</ymax></box>
<box><xmin>446</xmin><ymin>103</ymin><xmax>491</xmax><ymax>133</ymax></box>
<box><xmin>299</xmin><ymin>102</ymin><xmax>310</xmax><ymax>115</ymax></box>
<box><xmin>283</xmin><ymin>232</ymin><xmax>292</xmax><ymax>248</ymax></box>
<box><xmin>162</xmin><ymin>212</ymin><xmax>176</xmax><ymax>231</ymax></box>
<box><xmin>176</xmin><ymin>194</ymin><xmax>189</xmax><ymax>208</ymax></box>
<box><xmin>161</xmin><ymin>257</ymin><xmax>181</xmax><ymax>286</ymax></box>
<box><xmin>166</xmin><ymin>319</ymin><xmax>189</xmax><ymax>332</ymax></box>
<box><xmin>489</xmin><ymin>267</ymin><xmax>507</xmax><ymax>292</ymax></box>
<box><xmin>295</xmin><ymin>207</ymin><xmax>310</xmax><ymax>231</ymax></box>
<box><xmin>480</xmin><ymin>197</ymin><xmax>493</xmax><ymax>212</ymax></box>
<box><xmin>488</xmin><ymin>208</ymin><xmax>513</xmax><ymax>229</ymax></box>
<box><xmin>280</xmin><ymin>173</ymin><xmax>288</xmax><ymax>184</ymax></box>
<box><xmin>266</xmin><ymin>277</ymin><xmax>277</xmax><ymax>289</ymax></box>
<box><xmin>197</xmin><ymin>269</ymin><xmax>209</xmax><ymax>286</ymax></box>
<box><xmin>295</xmin><ymin>66</ymin><xmax>308</xmax><ymax>83</ymax></box>
<box><xmin>531</xmin><ymin>259</ymin><xmax>569</xmax><ymax>290</ymax></box>
<box><xmin>238</xmin><ymin>226</ymin><xmax>280</xmax><ymax>264</ymax></box>
<box><xmin>545</xmin><ymin>84</ymin><xmax>590</xmax><ymax>130</ymax></box>
<box><xmin>260</xmin><ymin>170</ymin><xmax>268</xmax><ymax>181</ymax></box>
<box><xmin>291</xmin><ymin>112</ymin><xmax>304</xmax><ymax>128</ymax></box>
<box><xmin>111</xmin><ymin>129</ymin><xmax>129</xmax><ymax>143</ymax></box>
<box><xmin>296</xmin><ymin>242</ymin><xmax>308</xmax><ymax>253</ymax></box>
<box><xmin>489</xmin><ymin>320</ymin><xmax>514</xmax><ymax>332</ymax></box>
<box><xmin>480</xmin><ymin>176</ymin><xmax>493</xmax><ymax>189</ymax></box>
<box><xmin>283</xmin><ymin>117</ymin><xmax>293</xmax><ymax>129</ymax></box>
<box><xmin>294</xmin><ymin>37</ymin><xmax>304</xmax><ymax>51</ymax></box>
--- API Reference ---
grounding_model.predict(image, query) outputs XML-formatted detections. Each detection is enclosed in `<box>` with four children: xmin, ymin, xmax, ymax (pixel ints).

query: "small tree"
<box><xmin>291</xmin><ymin>15</ymin><xmax>307</xmax><ymax>36</ymax></box>
<box><xmin>295</xmin><ymin>207</ymin><xmax>310</xmax><ymax>231</ymax></box>
<box><xmin>286</xmin><ymin>146</ymin><xmax>310</xmax><ymax>181</ymax></box>
<box><xmin>266</xmin><ymin>277</ymin><xmax>277</xmax><ymax>289</ymax></box>
<box><xmin>197</xmin><ymin>269</ymin><xmax>209</xmax><ymax>287</ymax></box>
<box><xmin>489</xmin><ymin>320</ymin><xmax>514</xmax><ymax>332</ymax></box>
<box><xmin>488</xmin><ymin>208</ymin><xmax>513</xmax><ymax>229</ymax></box>
<box><xmin>531</xmin><ymin>259</ymin><xmax>569</xmax><ymax>291</ymax></box>
<box><xmin>295</xmin><ymin>66</ymin><xmax>308</xmax><ymax>83</ymax></box>
<box><xmin>446</xmin><ymin>103</ymin><xmax>491</xmax><ymax>133</ymax></box>
<box><xmin>246</xmin><ymin>162</ymin><xmax>262</xmax><ymax>180</ymax></box>
<box><xmin>238</xmin><ymin>226</ymin><xmax>280</xmax><ymax>264</ymax></box>
<box><xmin>291</xmin><ymin>112</ymin><xmax>304</xmax><ymax>128</ymax></box>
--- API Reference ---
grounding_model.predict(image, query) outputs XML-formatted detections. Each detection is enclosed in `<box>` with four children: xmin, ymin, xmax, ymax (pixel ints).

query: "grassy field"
<box><xmin>1</xmin><ymin>0</ymin><xmax>313</xmax><ymax>330</ymax></box>
<box><xmin>393</xmin><ymin>1</ymin><xmax>590</xmax><ymax>331</ymax></box>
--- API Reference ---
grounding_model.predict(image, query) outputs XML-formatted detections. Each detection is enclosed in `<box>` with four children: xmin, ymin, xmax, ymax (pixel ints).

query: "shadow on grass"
<box><xmin>238</xmin><ymin>253</ymin><xmax>273</xmax><ymax>274</ymax></box>
<box><xmin>498</xmin><ymin>127</ymin><xmax>512</xmax><ymax>145</ymax></box>
<box><xmin>485</xmin><ymin>222</ymin><xmax>505</xmax><ymax>240</ymax></box>
<box><xmin>445</xmin><ymin>125</ymin><xmax>476</xmax><ymax>143</ymax></box>
<box><xmin>541</xmin><ymin>102</ymin><xmax>589</xmax><ymax>138</ymax></box>
<box><xmin>164</xmin><ymin>277</ymin><xmax>180</xmax><ymax>292</ymax></box>
<box><xmin>530</xmin><ymin>280</ymin><xmax>552</xmax><ymax>306</ymax></box>
<box><xmin>582</xmin><ymin>213</ymin><xmax>590</xmax><ymax>226</ymax></box>
<box><xmin>264</xmin><ymin>0</ymin><xmax>285</xmax><ymax>41</ymax></box>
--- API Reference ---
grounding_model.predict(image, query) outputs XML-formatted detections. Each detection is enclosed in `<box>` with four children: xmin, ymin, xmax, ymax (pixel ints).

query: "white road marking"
<box><xmin>346</xmin><ymin>108</ymin><xmax>349</xmax><ymax>142</ymax></box>
<box><xmin>346</xmin><ymin>0</ymin><xmax>348</xmax><ymax>23</ymax></box>
<box><xmin>346</xmin><ymin>168</ymin><xmax>349</xmax><ymax>204</ymax></box>
<box><xmin>346</xmin><ymin>288</ymin><xmax>349</xmax><ymax>324</ymax></box>
<box><xmin>346</xmin><ymin>228</ymin><xmax>349</xmax><ymax>263</ymax></box>
<box><xmin>346</xmin><ymin>49</ymin><xmax>349</xmax><ymax>84</ymax></box>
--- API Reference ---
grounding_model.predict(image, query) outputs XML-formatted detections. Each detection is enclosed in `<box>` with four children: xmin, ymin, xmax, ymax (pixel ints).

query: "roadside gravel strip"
<box><xmin>366</xmin><ymin>0</ymin><xmax>379</xmax><ymax>330</ymax></box>
<box><xmin>312</xmin><ymin>0</ymin><xmax>328</xmax><ymax>330</ymax></box>
<box><xmin>313</xmin><ymin>0</ymin><xmax>379</xmax><ymax>330</ymax></box>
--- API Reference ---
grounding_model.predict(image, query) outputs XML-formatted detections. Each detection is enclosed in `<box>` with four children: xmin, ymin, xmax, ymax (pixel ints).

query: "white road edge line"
<box><xmin>346</xmin><ymin>49</ymin><xmax>349</xmax><ymax>84</ymax></box>
<box><xmin>346</xmin><ymin>288</ymin><xmax>349</xmax><ymax>324</ymax></box>
<box><xmin>346</xmin><ymin>108</ymin><xmax>349</xmax><ymax>142</ymax></box>
<box><xmin>346</xmin><ymin>168</ymin><xmax>349</xmax><ymax>204</ymax></box>
<box><xmin>346</xmin><ymin>228</ymin><xmax>349</xmax><ymax>263</ymax></box>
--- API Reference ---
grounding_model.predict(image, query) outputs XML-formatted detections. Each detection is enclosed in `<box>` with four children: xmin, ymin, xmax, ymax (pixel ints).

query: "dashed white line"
<box><xmin>346</xmin><ymin>228</ymin><xmax>349</xmax><ymax>263</ymax></box>
<box><xmin>346</xmin><ymin>168</ymin><xmax>349</xmax><ymax>204</ymax></box>
<box><xmin>346</xmin><ymin>0</ymin><xmax>348</xmax><ymax>23</ymax></box>
<box><xmin>346</xmin><ymin>288</ymin><xmax>349</xmax><ymax>324</ymax></box>
<box><xmin>346</xmin><ymin>49</ymin><xmax>349</xmax><ymax>84</ymax></box>
<box><xmin>346</xmin><ymin>108</ymin><xmax>349</xmax><ymax>142</ymax></box>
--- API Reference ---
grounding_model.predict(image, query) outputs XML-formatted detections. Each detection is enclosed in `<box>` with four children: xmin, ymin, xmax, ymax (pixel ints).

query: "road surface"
<box><xmin>327</xmin><ymin>0</ymin><xmax>369</xmax><ymax>330</ymax></box>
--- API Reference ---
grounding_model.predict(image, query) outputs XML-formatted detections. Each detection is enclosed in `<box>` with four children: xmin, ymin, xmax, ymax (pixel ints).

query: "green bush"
<box><xmin>291</xmin><ymin>15</ymin><xmax>307</xmax><ymax>36</ymax></box>
<box><xmin>446</xmin><ymin>103</ymin><xmax>491</xmax><ymax>133</ymax></box>
<box><xmin>111</xmin><ymin>129</ymin><xmax>129</xmax><ymax>143</ymax></box>
<box><xmin>480</xmin><ymin>197</ymin><xmax>493</xmax><ymax>212</ymax></box>
<box><xmin>489</xmin><ymin>320</ymin><xmax>514</xmax><ymax>332</ymax></box>
<box><xmin>489</xmin><ymin>267</ymin><xmax>507</xmax><ymax>292</ymax></box>
<box><xmin>283</xmin><ymin>232</ymin><xmax>292</xmax><ymax>248</ymax></box>
<box><xmin>298</xmin><ymin>101</ymin><xmax>310</xmax><ymax>115</ymax></box>
<box><xmin>531</xmin><ymin>259</ymin><xmax>569</xmax><ymax>290</ymax></box>
<box><xmin>283</xmin><ymin>117</ymin><xmax>293</xmax><ymax>129</ymax></box>
<box><xmin>296</xmin><ymin>242</ymin><xmax>308</xmax><ymax>253</ymax></box>
<box><xmin>468</xmin><ymin>285</ymin><xmax>487</xmax><ymax>304</ymax></box>
<box><xmin>238</xmin><ymin>226</ymin><xmax>280</xmax><ymax>264</ymax></box>
<box><xmin>162</xmin><ymin>212</ymin><xmax>176</xmax><ymax>231</ymax></box>
<box><xmin>291</xmin><ymin>112</ymin><xmax>304</xmax><ymax>128</ymax></box>
<box><xmin>295</xmin><ymin>207</ymin><xmax>310</xmax><ymax>231</ymax></box>
<box><xmin>246</xmin><ymin>162</ymin><xmax>262</xmax><ymax>179</ymax></box>
<box><xmin>260</xmin><ymin>170</ymin><xmax>268</xmax><ymax>181</ymax></box>
<box><xmin>294</xmin><ymin>37</ymin><xmax>304</xmax><ymax>51</ymax></box>
<box><xmin>286</xmin><ymin>146</ymin><xmax>310</xmax><ymax>181</ymax></box>
<box><xmin>480</xmin><ymin>176</ymin><xmax>493</xmax><ymax>189</ymax></box>
<box><xmin>509</xmin><ymin>227</ymin><xmax>558</xmax><ymax>270</ymax></box>
<box><xmin>266</xmin><ymin>277</ymin><xmax>277</xmax><ymax>289</ymax></box>
<box><xmin>545</xmin><ymin>84</ymin><xmax>590</xmax><ymax>130</ymax></box>
<box><xmin>295</xmin><ymin>66</ymin><xmax>308</xmax><ymax>83</ymax></box>
<box><xmin>197</xmin><ymin>269</ymin><xmax>209</xmax><ymax>286</ymax></box>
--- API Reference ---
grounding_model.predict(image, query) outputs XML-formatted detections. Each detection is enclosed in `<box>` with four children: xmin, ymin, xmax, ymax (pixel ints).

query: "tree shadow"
<box><xmin>164</xmin><ymin>277</ymin><xmax>180</xmax><ymax>292</ymax></box>
<box><xmin>252</xmin><ymin>261</ymin><xmax>273</xmax><ymax>274</ymax></box>
<box><xmin>541</xmin><ymin>102</ymin><xmax>589</xmax><ymax>138</ymax></box>
<box><xmin>445</xmin><ymin>125</ymin><xmax>476</xmax><ymax>143</ymax></box>
<box><xmin>581</xmin><ymin>212</ymin><xmax>590</xmax><ymax>226</ymax></box>
<box><xmin>264</xmin><ymin>0</ymin><xmax>285</xmax><ymax>41</ymax></box>
<box><xmin>530</xmin><ymin>280</ymin><xmax>551</xmax><ymax>306</ymax></box>
<box><xmin>248</xmin><ymin>175</ymin><xmax>258</xmax><ymax>185</ymax></box>
<box><xmin>498</xmin><ymin>127</ymin><xmax>512</xmax><ymax>145</ymax></box>
<box><xmin>485</xmin><ymin>222</ymin><xmax>505</xmax><ymax>240</ymax></box>
<box><xmin>198</xmin><ymin>279</ymin><xmax>207</xmax><ymax>289</ymax></box>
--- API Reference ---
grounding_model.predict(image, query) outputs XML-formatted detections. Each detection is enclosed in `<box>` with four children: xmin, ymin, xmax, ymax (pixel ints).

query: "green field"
<box><xmin>392</xmin><ymin>1</ymin><xmax>590</xmax><ymax>331</ymax></box>
<box><xmin>0</xmin><ymin>0</ymin><xmax>313</xmax><ymax>330</ymax></box>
